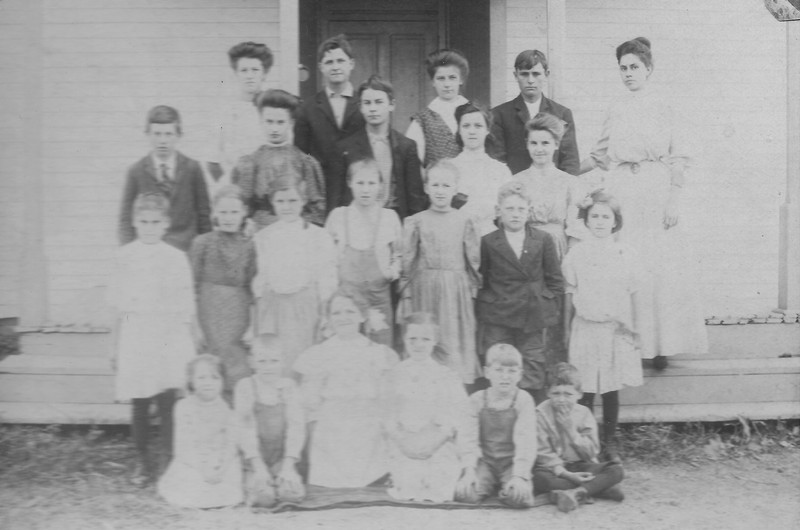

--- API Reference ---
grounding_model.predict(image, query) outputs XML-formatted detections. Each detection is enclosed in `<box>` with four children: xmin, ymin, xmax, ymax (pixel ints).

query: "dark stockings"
<box><xmin>131</xmin><ymin>389</ymin><xmax>177</xmax><ymax>475</ymax></box>
<box><xmin>579</xmin><ymin>390</ymin><xmax>620</xmax><ymax>443</ymax></box>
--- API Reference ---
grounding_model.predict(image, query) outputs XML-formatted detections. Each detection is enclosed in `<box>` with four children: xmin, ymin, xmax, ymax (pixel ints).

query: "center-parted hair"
<box><xmin>347</xmin><ymin>158</ymin><xmax>384</xmax><ymax>184</ymax></box>
<box><xmin>228</xmin><ymin>41</ymin><xmax>274</xmax><ymax>72</ymax></box>
<box><xmin>357</xmin><ymin>74</ymin><xmax>394</xmax><ymax>101</ymax></box>
<box><xmin>133</xmin><ymin>192</ymin><xmax>170</xmax><ymax>217</ymax></box>
<box><xmin>525</xmin><ymin>112</ymin><xmax>566</xmax><ymax>143</ymax></box>
<box><xmin>485</xmin><ymin>343</ymin><xmax>523</xmax><ymax>368</ymax></box>
<box><xmin>317</xmin><ymin>34</ymin><xmax>354</xmax><ymax>62</ymax></box>
<box><xmin>145</xmin><ymin>105</ymin><xmax>182</xmax><ymax>135</ymax></box>
<box><xmin>267</xmin><ymin>174</ymin><xmax>308</xmax><ymax>202</ymax></box>
<box><xmin>255</xmin><ymin>89</ymin><xmax>301</xmax><ymax>118</ymax></box>
<box><xmin>424</xmin><ymin>158</ymin><xmax>460</xmax><ymax>185</ymax></box>
<box><xmin>577</xmin><ymin>189</ymin><xmax>624</xmax><ymax>233</ymax></box>
<box><xmin>185</xmin><ymin>354</ymin><xmax>223</xmax><ymax>393</ymax></box>
<box><xmin>454</xmin><ymin>102</ymin><xmax>495</xmax><ymax>149</ymax></box>
<box><xmin>549</xmin><ymin>362</ymin><xmax>582</xmax><ymax>392</ymax></box>
<box><xmin>425</xmin><ymin>48</ymin><xmax>469</xmax><ymax>81</ymax></box>
<box><xmin>616</xmin><ymin>37</ymin><xmax>653</xmax><ymax>69</ymax></box>
<box><xmin>514</xmin><ymin>49</ymin><xmax>549</xmax><ymax>72</ymax></box>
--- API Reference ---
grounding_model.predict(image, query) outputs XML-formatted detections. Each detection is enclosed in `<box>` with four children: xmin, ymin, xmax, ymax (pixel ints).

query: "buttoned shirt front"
<box><xmin>326</xmin><ymin>83</ymin><xmax>354</xmax><ymax>129</ymax></box>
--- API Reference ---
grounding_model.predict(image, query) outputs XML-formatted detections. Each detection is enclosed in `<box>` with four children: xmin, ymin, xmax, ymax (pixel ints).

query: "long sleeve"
<box><xmin>403</xmin><ymin>141</ymin><xmax>427</xmax><ymax>215</ymax></box>
<box><xmin>314</xmin><ymin>227</ymin><xmax>338</xmax><ymax>303</ymax></box>
<box><xmin>282</xmin><ymin>381</ymin><xmax>307</xmax><ymax>460</ymax></box>
<box><xmin>233</xmin><ymin>155</ymin><xmax>256</xmax><ymax>211</ymax></box>
<box><xmin>511</xmin><ymin>391</ymin><xmax>538</xmax><ymax>479</ymax></box>
<box><xmin>463</xmin><ymin>216</ymin><xmax>482</xmax><ymax>295</ymax></box>
<box><xmin>188</xmin><ymin>234</ymin><xmax>207</xmax><ymax>291</ymax></box>
<box><xmin>556</xmin><ymin>108</ymin><xmax>580</xmax><ymax>176</ymax></box>
<box><xmin>399</xmin><ymin>214</ymin><xmax>421</xmax><ymax>296</ymax></box>
<box><xmin>535</xmin><ymin>403</ymin><xmax>599</xmax><ymax>476</ymax></box>
<box><xmin>303</xmin><ymin>154</ymin><xmax>327</xmax><ymax>225</ymax></box>
<box><xmin>489</xmin><ymin>108</ymin><xmax>508</xmax><ymax>164</ymax></box>
<box><xmin>589</xmin><ymin>110</ymin><xmax>612</xmax><ymax>171</ymax></box>
<box><xmin>193</xmin><ymin>166</ymin><xmax>212</xmax><ymax>235</ymax></box>
<box><xmin>233</xmin><ymin>378</ymin><xmax>261</xmax><ymax>461</ymax></box>
<box><xmin>405</xmin><ymin>119</ymin><xmax>426</xmax><ymax>164</ymax></box>
<box><xmin>118</xmin><ymin>170</ymin><xmax>139</xmax><ymax>245</ymax></box>
<box><xmin>541</xmin><ymin>230</ymin><xmax>564</xmax><ymax>296</ymax></box>
<box><xmin>459</xmin><ymin>392</ymin><xmax>483</xmax><ymax>469</ymax></box>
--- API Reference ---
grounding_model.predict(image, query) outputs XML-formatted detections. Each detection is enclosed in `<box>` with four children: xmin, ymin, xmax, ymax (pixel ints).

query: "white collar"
<box><xmin>326</xmin><ymin>83</ymin><xmax>354</xmax><ymax>98</ymax></box>
<box><xmin>151</xmin><ymin>152</ymin><xmax>177</xmax><ymax>171</ymax></box>
<box><xmin>428</xmin><ymin>95</ymin><xmax>469</xmax><ymax>114</ymax></box>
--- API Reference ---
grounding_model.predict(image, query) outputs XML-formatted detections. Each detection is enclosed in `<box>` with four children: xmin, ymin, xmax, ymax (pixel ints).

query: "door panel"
<box><xmin>327</xmin><ymin>20</ymin><xmax>437</xmax><ymax>130</ymax></box>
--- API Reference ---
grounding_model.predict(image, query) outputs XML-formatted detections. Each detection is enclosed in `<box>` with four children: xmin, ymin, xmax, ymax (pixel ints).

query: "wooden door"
<box><xmin>325</xmin><ymin>20</ymin><xmax>438</xmax><ymax>130</ymax></box>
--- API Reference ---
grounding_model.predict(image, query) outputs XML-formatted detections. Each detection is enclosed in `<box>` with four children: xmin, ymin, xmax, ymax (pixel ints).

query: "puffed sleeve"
<box><xmin>314</xmin><ymin>227</ymin><xmax>338</xmax><ymax>303</ymax></box>
<box><xmin>399</xmin><ymin>214</ymin><xmax>421</xmax><ymax>297</ymax></box>
<box><xmin>589</xmin><ymin>107</ymin><xmax>613</xmax><ymax>171</ymax></box>
<box><xmin>405</xmin><ymin>119</ymin><xmax>426</xmax><ymax>164</ymax></box>
<box><xmin>302</xmin><ymin>154</ymin><xmax>327</xmax><ymax>226</ymax></box>
<box><xmin>463</xmin><ymin>216</ymin><xmax>482</xmax><ymax>295</ymax></box>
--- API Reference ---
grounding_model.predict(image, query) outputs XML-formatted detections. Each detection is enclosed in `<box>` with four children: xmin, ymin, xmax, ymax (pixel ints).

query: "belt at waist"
<box><xmin>616</xmin><ymin>159</ymin><xmax>665</xmax><ymax>174</ymax></box>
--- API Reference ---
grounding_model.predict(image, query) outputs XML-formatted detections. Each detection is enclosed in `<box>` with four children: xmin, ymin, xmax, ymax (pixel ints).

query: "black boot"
<box><xmin>601</xmin><ymin>391</ymin><xmax>622</xmax><ymax>464</ymax></box>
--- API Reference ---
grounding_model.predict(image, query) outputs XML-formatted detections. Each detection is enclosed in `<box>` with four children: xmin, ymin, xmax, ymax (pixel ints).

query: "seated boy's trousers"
<box><xmin>533</xmin><ymin>461</ymin><xmax>623</xmax><ymax>497</ymax></box>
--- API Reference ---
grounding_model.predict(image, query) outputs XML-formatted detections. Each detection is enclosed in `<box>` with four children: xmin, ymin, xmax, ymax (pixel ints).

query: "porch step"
<box><xmin>20</xmin><ymin>331</ymin><xmax>112</xmax><ymax>357</ymax></box>
<box><xmin>0</xmin><ymin>402</ymin><xmax>128</xmax><ymax>424</ymax></box>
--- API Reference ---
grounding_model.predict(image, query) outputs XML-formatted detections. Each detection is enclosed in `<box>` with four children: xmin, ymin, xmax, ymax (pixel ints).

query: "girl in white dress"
<box><xmin>562</xmin><ymin>190</ymin><xmax>644</xmax><ymax>462</ymax></box>
<box><xmin>158</xmin><ymin>355</ymin><xmax>243</xmax><ymax>508</ymax></box>
<box><xmin>325</xmin><ymin>159</ymin><xmax>402</xmax><ymax>347</ymax></box>
<box><xmin>252</xmin><ymin>178</ymin><xmax>337</xmax><ymax>374</ymax></box>
<box><xmin>293</xmin><ymin>288</ymin><xmax>399</xmax><ymax>488</ymax></box>
<box><xmin>383</xmin><ymin>312</ymin><xmax>471</xmax><ymax>502</ymax></box>
<box><xmin>107</xmin><ymin>193</ymin><xmax>197</xmax><ymax>484</ymax></box>
<box><xmin>451</xmin><ymin>103</ymin><xmax>512</xmax><ymax>236</ymax></box>
<box><xmin>579</xmin><ymin>37</ymin><xmax>707</xmax><ymax>369</ymax></box>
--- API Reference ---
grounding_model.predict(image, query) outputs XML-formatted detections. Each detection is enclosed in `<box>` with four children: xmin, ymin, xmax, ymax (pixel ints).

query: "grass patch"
<box><xmin>619</xmin><ymin>419</ymin><xmax>800</xmax><ymax>465</ymax></box>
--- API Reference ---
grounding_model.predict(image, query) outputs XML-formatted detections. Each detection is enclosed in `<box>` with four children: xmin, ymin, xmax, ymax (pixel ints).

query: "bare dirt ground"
<box><xmin>2</xmin><ymin>451</ymin><xmax>798</xmax><ymax>530</ymax></box>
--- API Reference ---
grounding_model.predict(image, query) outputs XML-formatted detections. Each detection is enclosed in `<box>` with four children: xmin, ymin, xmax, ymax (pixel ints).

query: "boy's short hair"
<box><xmin>228</xmin><ymin>41</ymin><xmax>274</xmax><ymax>72</ymax></box>
<box><xmin>525</xmin><ymin>112</ymin><xmax>565</xmax><ymax>143</ymax></box>
<box><xmin>357</xmin><ymin>74</ymin><xmax>394</xmax><ymax>101</ymax></box>
<box><xmin>255</xmin><ymin>89</ymin><xmax>301</xmax><ymax>118</ymax></box>
<box><xmin>514</xmin><ymin>49</ymin><xmax>549</xmax><ymax>72</ymax></box>
<box><xmin>577</xmin><ymin>189</ymin><xmax>624</xmax><ymax>233</ymax></box>
<box><xmin>424</xmin><ymin>158</ymin><xmax>460</xmax><ymax>184</ymax></box>
<box><xmin>485</xmin><ymin>343</ymin><xmax>523</xmax><ymax>368</ymax></box>
<box><xmin>549</xmin><ymin>362</ymin><xmax>582</xmax><ymax>391</ymax></box>
<box><xmin>186</xmin><ymin>354</ymin><xmax>222</xmax><ymax>392</ymax></box>
<box><xmin>133</xmin><ymin>192</ymin><xmax>170</xmax><ymax>217</ymax></box>
<box><xmin>425</xmin><ymin>48</ymin><xmax>469</xmax><ymax>80</ymax></box>
<box><xmin>317</xmin><ymin>34</ymin><xmax>353</xmax><ymax>62</ymax></box>
<box><xmin>496</xmin><ymin>180</ymin><xmax>531</xmax><ymax>206</ymax></box>
<box><xmin>145</xmin><ymin>105</ymin><xmax>182</xmax><ymax>135</ymax></box>
<box><xmin>347</xmin><ymin>158</ymin><xmax>384</xmax><ymax>184</ymax></box>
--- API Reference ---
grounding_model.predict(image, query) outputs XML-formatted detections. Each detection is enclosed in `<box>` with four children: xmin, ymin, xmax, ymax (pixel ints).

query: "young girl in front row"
<box><xmin>157</xmin><ymin>355</ymin><xmax>243</xmax><ymax>508</ymax></box>
<box><xmin>252</xmin><ymin>177</ymin><xmax>337</xmax><ymax>373</ymax></box>
<box><xmin>383</xmin><ymin>312</ymin><xmax>472</xmax><ymax>502</ymax></box>
<box><xmin>325</xmin><ymin>159</ymin><xmax>402</xmax><ymax>347</ymax></box>
<box><xmin>107</xmin><ymin>192</ymin><xmax>197</xmax><ymax>484</ymax></box>
<box><xmin>293</xmin><ymin>288</ymin><xmax>399</xmax><ymax>488</ymax></box>
<box><xmin>562</xmin><ymin>190</ymin><xmax>644</xmax><ymax>462</ymax></box>
<box><xmin>189</xmin><ymin>185</ymin><xmax>256</xmax><ymax>396</ymax></box>
<box><xmin>400</xmin><ymin>159</ymin><xmax>482</xmax><ymax>385</ymax></box>
<box><xmin>235</xmin><ymin>335</ymin><xmax>306</xmax><ymax>507</ymax></box>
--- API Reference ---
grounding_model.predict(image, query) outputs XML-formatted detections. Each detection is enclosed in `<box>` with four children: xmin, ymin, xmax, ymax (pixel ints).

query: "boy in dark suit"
<box><xmin>332</xmin><ymin>75</ymin><xmax>426</xmax><ymax>219</ymax></box>
<box><xmin>490</xmin><ymin>50</ymin><xmax>579</xmax><ymax>176</ymax></box>
<box><xmin>294</xmin><ymin>34</ymin><xmax>366</xmax><ymax>213</ymax></box>
<box><xmin>119</xmin><ymin>105</ymin><xmax>211</xmax><ymax>251</ymax></box>
<box><xmin>477</xmin><ymin>181</ymin><xmax>564</xmax><ymax>404</ymax></box>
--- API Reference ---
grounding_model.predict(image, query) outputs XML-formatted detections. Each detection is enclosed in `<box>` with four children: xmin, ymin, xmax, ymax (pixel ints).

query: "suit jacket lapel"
<box><xmin>539</xmin><ymin>96</ymin><xmax>552</xmax><ymax>115</ymax></box>
<box><xmin>316</xmin><ymin>91</ymin><xmax>338</xmax><ymax>129</ymax></box>
<box><xmin>342</xmin><ymin>95</ymin><xmax>360</xmax><ymax>129</ymax></box>
<box><xmin>514</xmin><ymin>94</ymin><xmax>529</xmax><ymax>128</ymax></box>
<box><xmin>491</xmin><ymin>231</ymin><xmax>527</xmax><ymax>274</ymax></box>
<box><xmin>519</xmin><ymin>229</ymin><xmax>539</xmax><ymax>275</ymax></box>
<box><xmin>143</xmin><ymin>156</ymin><xmax>157</xmax><ymax>183</ymax></box>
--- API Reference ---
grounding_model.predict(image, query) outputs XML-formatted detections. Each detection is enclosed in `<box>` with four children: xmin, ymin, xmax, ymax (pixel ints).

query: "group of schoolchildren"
<box><xmin>108</xmin><ymin>34</ymin><xmax>659</xmax><ymax>514</ymax></box>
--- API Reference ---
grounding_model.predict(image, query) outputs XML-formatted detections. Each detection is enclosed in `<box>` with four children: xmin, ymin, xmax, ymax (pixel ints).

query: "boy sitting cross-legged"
<box><xmin>533</xmin><ymin>362</ymin><xmax>624</xmax><ymax>513</ymax></box>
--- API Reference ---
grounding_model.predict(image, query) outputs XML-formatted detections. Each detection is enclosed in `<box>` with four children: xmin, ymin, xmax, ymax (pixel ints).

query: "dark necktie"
<box><xmin>158</xmin><ymin>163</ymin><xmax>173</xmax><ymax>194</ymax></box>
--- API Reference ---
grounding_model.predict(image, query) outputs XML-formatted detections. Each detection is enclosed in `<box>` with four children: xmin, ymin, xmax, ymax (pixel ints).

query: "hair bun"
<box><xmin>634</xmin><ymin>37</ymin><xmax>651</xmax><ymax>50</ymax></box>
